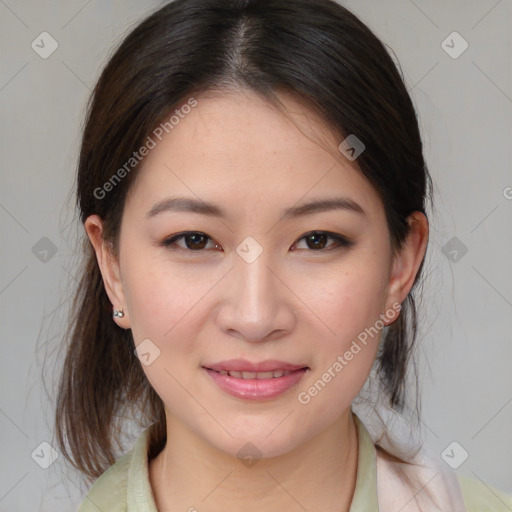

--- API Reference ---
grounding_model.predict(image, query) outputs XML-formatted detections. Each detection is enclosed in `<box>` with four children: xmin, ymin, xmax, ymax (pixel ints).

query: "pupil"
<box><xmin>308</xmin><ymin>233</ymin><xmax>326</xmax><ymax>249</ymax></box>
<box><xmin>187</xmin><ymin>234</ymin><xmax>207</xmax><ymax>250</ymax></box>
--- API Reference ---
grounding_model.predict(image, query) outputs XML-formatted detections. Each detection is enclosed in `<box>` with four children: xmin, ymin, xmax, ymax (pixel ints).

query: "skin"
<box><xmin>85</xmin><ymin>88</ymin><xmax>428</xmax><ymax>511</ymax></box>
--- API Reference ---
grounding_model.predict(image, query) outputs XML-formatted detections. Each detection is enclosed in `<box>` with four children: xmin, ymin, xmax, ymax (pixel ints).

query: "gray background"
<box><xmin>1</xmin><ymin>0</ymin><xmax>511</xmax><ymax>510</ymax></box>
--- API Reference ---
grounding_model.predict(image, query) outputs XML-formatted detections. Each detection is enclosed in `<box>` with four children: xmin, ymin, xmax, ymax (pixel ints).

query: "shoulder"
<box><xmin>77</xmin><ymin>451</ymin><xmax>131</xmax><ymax>512</ymax></box>
<box><xmin>457</xmin><ymin>473</ymin><xmax>512</xmax><ymax>511</ymax></box>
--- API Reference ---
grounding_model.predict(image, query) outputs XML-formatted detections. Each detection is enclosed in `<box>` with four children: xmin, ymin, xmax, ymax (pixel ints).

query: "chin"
<box><xmin>205</xmin><ymin>420</ymin><xmax>309</xmax><ymax>461</ymax></box>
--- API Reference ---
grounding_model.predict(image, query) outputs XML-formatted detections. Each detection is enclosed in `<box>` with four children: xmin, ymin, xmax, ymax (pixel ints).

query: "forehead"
<box><xmin>124</xmin><ymin>89</ymin><xmax>384</xmax><ymax>223</ymax></box>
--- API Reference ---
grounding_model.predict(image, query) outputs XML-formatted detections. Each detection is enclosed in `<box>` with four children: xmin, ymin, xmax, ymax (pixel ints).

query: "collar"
<box><xmin>350</xmin><ymin>412</ymin><xmax>379</xmax><ymax>510</ymax></box>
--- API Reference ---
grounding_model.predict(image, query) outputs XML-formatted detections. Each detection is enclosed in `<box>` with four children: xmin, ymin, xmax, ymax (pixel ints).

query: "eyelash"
<box><xmin>160</xmin><ymin>230</ymin><xmax>353</xmax><ymax>254</ymax></box>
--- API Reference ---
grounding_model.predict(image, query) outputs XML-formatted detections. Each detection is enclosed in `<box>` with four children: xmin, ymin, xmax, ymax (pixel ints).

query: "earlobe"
<box><xmin>384</xmin><ymin>211</ymin><xmax>429</xmax><ymax>318</ymax></box>
<box><xmin>84</xmin><ymin>214</ymin><xmax>130</xmax><ymax>329</ymax></box>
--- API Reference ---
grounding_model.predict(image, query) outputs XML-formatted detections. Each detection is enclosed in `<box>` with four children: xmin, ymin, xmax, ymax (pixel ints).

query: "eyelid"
<box><xmin>161</xmin><ymin>230</ymin><xmax>353</xmax><ymax>253</ymax></box>
<box><xmin>293</xmin><ymin>231</ymin><xmax>353</xmax><ymax>252</ymax></box>
<box><xmin>161</xmin><ymin>231</ymin><xmax>219</xmax><ymax>252</ymax></box>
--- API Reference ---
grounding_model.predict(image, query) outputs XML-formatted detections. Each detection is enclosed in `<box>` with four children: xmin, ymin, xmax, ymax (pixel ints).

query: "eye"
<box><xmin>161</xmin><ymin>230</ymin><xmax>352</xmax><ymax>254</ymax></box>
<box><xmin>161</xmin><ymin>231</ymin><xmax>221</xmax><ymax>252</ymax></box>
<box><xmin>292</xmin><ymin>231</ymin><xmax>353</xmax><ymax>252</ymax></box>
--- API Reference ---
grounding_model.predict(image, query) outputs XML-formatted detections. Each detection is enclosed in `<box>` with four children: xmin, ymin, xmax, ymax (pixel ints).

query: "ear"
<box><xmin>384</xmin><ymin>211</ymin><xmax>429</xmax><ymax>324</ymax></box>
<box><xmin>84</xmin><ymin>214</ymin><xmax>131</xmax><ymax>329</ymax></box>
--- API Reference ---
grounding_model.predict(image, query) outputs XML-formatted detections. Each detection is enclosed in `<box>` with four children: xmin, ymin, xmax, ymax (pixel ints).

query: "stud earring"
<box><xmin>113</xmin><ymin>309</ymin><xmax>125</xmax><ymax>318</ymax></box>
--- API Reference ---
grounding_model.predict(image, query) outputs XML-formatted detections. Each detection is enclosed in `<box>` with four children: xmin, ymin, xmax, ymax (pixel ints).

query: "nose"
<box><xmin>215</xmin><ymin>246</ymin><xmax>296</xmax><ymax>343</ymax></box>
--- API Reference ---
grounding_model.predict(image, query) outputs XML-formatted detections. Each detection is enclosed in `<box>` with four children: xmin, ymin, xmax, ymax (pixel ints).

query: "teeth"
<box><xmin>221</xmin><ymin>369</ymin><xmax>293</xmax><ymax>379</ymax></box>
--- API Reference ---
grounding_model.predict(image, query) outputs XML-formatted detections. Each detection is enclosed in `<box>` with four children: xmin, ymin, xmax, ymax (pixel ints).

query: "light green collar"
<box><xmin>350</xmin><ymin>412</ymin><xmax>379</xmax><ymax>511</ymax></box>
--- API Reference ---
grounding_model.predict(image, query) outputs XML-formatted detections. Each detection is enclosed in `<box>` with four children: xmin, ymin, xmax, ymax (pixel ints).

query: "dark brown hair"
<box><xmin>54</xmin><ymin>0</ymin><xmax>432</xmax><ymax>482</ymax></box>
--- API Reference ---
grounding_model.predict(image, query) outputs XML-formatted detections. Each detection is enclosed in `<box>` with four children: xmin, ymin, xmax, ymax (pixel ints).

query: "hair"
<box><xmin>54</xmin><ymin>0</ymin><xmax>432</xmax><ymax>483</ymax></box>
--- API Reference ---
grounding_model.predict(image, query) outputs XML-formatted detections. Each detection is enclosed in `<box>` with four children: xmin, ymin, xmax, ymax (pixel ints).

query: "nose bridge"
<box><xmin>235</xmin><ymin>244</ymin><xmax>276</xmax><ymax>317</ymax></box>
<box><xmin>218</xmin><ymin>240</ymin><xmax>291</xmax><ymax>341</ymax></box>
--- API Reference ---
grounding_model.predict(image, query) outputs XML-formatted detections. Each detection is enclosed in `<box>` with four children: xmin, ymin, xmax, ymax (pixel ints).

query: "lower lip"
<box><xmin>203</xmin><ymin>367</ymin><xmax>309</xmax><ymax>400</ymax></box>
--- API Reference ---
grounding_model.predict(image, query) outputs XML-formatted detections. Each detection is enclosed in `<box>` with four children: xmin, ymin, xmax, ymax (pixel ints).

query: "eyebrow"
<box><xmin>146</xmin><ymin>195</ymin><xmax>366</xmax><ymax>219</ymax></box>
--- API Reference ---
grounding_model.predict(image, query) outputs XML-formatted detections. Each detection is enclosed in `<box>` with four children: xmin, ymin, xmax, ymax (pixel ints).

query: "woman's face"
<box><xmin>87</xmin><ymin>88</ymin><xmax>424</xmax><ymax>458</ymax></box>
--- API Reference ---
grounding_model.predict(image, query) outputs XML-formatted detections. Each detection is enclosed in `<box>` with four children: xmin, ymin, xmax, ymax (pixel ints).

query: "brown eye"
<box><xmin>182</xmin><ymin>233</ymin><xmax>208</xmax><ymax>250</ymax></box>
<box><xmin>162</xmin><ymin>232</ymin><xmax>219</xmax><ymax>251</ymax></box>
<box><xmin>293</xmin><ymin>231</ymin><xmax>353</xmax><ymax>252</ymax></box>
<box><xmin>161</xmin><ymin>230</ymin><xmax>352</xmax><ymax>254</ymax></box>
<box><xmin>304</xmin><ymin>232</ymin><xmax>329</xmax><ymax>249</ymax></box>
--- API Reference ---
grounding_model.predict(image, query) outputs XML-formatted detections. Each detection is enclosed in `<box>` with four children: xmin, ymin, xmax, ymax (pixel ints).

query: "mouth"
<box><xmin>203</xmin><ymin>368</ymin><xmax>307</xmax><ymax>379</ymax></box>
<box><xmin>202</xmin><ymin>360</ymin><xmax>310</xmax><ymax>400</ymax></box>
<box><xmin>203</xmin><ymin>358</ymin><xmax>309</xmax><ymax>374</ymax></box>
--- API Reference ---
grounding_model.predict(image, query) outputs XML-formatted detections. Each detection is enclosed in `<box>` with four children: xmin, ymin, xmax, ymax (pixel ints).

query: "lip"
<box><xmin>203</xmin><ymin>359</ymin><xmax>308</xmax><ymax>373</ymax></box>
<box><xmin>203</xmin><ymin>367</ymin><xmax>309</xmax><ymax>400</ymax></box>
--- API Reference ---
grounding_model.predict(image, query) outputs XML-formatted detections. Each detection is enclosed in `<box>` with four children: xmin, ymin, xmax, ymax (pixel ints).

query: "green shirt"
<box><xmin>78</xmin><ymin>415</ymin><xmax>512</xmax><ymax>511</ymax></box>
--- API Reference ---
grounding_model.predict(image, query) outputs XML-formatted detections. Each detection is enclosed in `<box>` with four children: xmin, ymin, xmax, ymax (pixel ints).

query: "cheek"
<box><xmin>121</xmin><ymin>254</ymin><xmax>209</xmax><ymax>412</ymax></box>
<box><xmin>125</xmin><ymin>254</ymin><xmax>216</xmax><ymax>388</ymax></box>
<box><xmin>121</xmin><ymin>251</ymin><xmax>210</xmax><ymax>355</ymax></box>
<box><xmin>294</xmin><ymin>254</ymin><xmax>389</xmax><ymax>403</ymax></box>
<box><xmin>301</xmin><ymin>257</ymin><xmax>390</xmax><ymax>344</ymax></box>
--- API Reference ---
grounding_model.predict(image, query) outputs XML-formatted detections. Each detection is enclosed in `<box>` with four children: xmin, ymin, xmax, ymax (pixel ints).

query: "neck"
<box><xmin>149</xmin><ymin>409</ymin><xmax>359</xmax><ymax>512</ymax></box>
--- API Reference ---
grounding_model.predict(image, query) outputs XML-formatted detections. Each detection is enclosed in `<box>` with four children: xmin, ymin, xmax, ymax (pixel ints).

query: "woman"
<box><xmin>54</xmin><ymin>0</ymin><xmax>512</xmax><ymax>510</ymax></box>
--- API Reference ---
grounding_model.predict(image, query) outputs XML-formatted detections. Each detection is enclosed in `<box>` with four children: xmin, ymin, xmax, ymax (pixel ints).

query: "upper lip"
<box><xmin>203</xmin><ymin>359</ymin><xmax>309</xmax><ymax>372</ymax></box>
